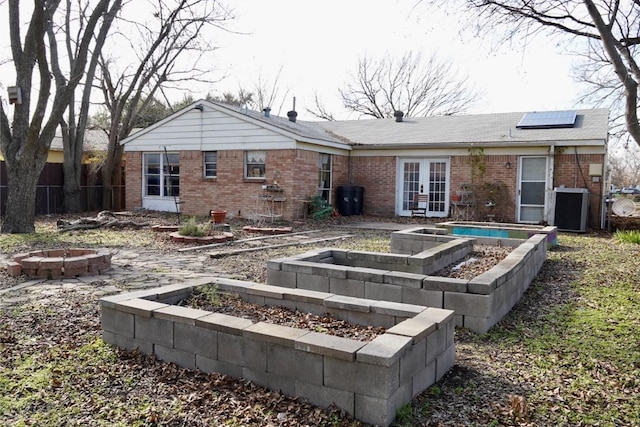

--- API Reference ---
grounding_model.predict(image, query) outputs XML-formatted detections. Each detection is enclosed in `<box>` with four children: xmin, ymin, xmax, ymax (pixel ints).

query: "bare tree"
<box><xmin>307</xmin><ymin>92</ymin><xmax>336</xmax><ymax>121</ymax></box>
<box><xmin>0</xmin><ymin>0</ymin><xmax>114</xmax><ymax>233</ymax></box>
<box><xmin>96</xmin><ymin>0</ymin><xmax>234</xmax><ymax>210</ymax></box>
<box><xmin>338</xmin><ymin>52</ymin><xmax>478</xmax><ymax>119</ymax></box>
<box><xmin>52</xmin><ymin>0</ymin><xmax>123</xmax><ymax>213</ymax></box>
<box><xmin>446</xmin><ymin>0</ymin><xmax>640</xmax><ymax>147</ymax></box>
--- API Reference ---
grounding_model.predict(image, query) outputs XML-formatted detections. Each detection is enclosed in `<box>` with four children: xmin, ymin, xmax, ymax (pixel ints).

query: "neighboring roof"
<box><xmin>50</xmin><ymin>129</ymin><xmax>110</xmax><ymax>152</ymax></box>
<box><xmin>315</xmin><ymin>109</ymin><xmax>610</xmax><ymax>148</ymax></box>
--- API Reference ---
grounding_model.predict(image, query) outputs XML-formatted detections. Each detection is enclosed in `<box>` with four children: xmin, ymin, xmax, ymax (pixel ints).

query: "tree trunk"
<box><xmin>1</xmin><ymin>150</ymin><xmax>48</xmax><ymax>233</ymax></box>
<box><xmin>63</xmin><ymin>154</ymin><xmax>83</xmax><ymax>213</ymax></box>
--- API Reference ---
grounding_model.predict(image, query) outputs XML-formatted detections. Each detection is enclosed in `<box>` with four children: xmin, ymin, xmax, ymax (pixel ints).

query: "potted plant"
<box><xmin>210</xmin><ymin>209</ymin><xmax>227</xmax><ymax>224</ymax></box>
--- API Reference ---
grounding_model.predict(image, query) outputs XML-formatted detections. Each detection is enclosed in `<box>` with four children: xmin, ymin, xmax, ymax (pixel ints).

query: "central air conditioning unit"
<box><xmin>552</xmin><ymin>187</ymin><xmax>589</xmax><ymax>232</ymax></box>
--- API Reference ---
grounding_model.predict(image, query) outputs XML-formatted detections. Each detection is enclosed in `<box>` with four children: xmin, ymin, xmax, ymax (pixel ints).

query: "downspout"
<box><xmin>547</xmin><ymin>143</ymin><xmax>556</xmax><ymax>224</ymax></box>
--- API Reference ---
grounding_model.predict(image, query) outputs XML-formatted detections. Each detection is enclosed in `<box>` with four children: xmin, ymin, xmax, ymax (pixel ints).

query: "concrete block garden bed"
<box><xmin>267</xmin><ymin>231</ymin><xmax>548</xmax><ymax>333</ymax></box>
<box><xmin>100</xmin><ymin>279</ymin><xmax>455</xmax><ymax>426</ymax></box>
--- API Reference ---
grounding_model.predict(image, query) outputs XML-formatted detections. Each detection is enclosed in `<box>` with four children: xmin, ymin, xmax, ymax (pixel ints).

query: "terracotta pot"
<box><xmin>451</xmin><ymin>194</ymin><xmax>462</xmax><ymax>202</ymax></box>
<box><xmin>210</xmin><ymin>209</ymin><xmax>227</xmax><ymax>224</ymax></box>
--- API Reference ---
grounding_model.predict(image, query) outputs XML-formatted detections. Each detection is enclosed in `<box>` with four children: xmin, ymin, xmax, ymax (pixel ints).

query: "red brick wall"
<box><xmin>349</xmin><ymin>156</ymin><xmax>397</xmax><ymax>216</ymax></box>
<box><xmin>125</xmin><ymin>152</ymin><xmax>142</xmax><ymax>209</ymax></box>
<box><xmin>125</xmin><ymin>149</ymin><xmax>346</xmax><ymax>221</ymax></box>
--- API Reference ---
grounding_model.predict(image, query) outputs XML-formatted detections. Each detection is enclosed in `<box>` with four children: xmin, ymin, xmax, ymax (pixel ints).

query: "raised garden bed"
<box><xmin>267</xmin><ymin>231</ymin><xmax>548</xmax><ymax>333</ymax></box>
<box><xmin>100</xmin><ymin>278</ymin><xmax>455</xmax><ymax>426</ymax></box>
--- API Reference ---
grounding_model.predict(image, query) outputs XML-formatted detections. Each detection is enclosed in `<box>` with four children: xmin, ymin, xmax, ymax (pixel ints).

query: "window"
<box><xmin>318</xmin><ymin>153</ymin><xmax>332</xmax><ymax>201</ymax></box>
<box><xmin>144</xmin><ymin>152</ymin><xmax>179</xmax><ymax>197</ymax></box>
<box><xmin>245</xmin><ymin>150</ymin><xmax>266</xmax><ymax>178</ymax></box>
<box><xmin>203</xmin><ymin>151</ymin><xmax>217</xmax><ymax>178</ymax></box>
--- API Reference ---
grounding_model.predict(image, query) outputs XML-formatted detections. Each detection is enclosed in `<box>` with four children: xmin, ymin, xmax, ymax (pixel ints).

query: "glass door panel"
<box><xmin>518</xmin><ymin>157</ymin><xmax>547</xmax><ymax>223</ymax></box>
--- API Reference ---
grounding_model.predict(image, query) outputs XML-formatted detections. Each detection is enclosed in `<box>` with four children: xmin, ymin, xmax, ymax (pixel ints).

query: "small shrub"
<box><xmin>179</xmin><ymin>217</ymin><xmax>207</xmax><ymax>237</ymax></box>
<box><xmin>614</xmin><ymin>229</ymin><xmax>640</xmax><ymax>244</ymax></box>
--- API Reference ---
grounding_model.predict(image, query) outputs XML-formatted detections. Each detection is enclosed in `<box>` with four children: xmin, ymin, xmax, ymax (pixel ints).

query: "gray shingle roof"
<box><xmin>313</xmin><ymin>109</ymin><xmax>609</xmax><ymax>147</ymax></box>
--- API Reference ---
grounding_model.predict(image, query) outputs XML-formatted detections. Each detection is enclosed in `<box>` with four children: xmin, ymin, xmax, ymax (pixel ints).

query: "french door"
<box><xmin>398</xmin><ymin>158</ymin><xmax>450</xmax><ymax>217</ymax></box>
<box><xmin>517</xmin><ymin>156</ymin><xmax>548</xmax><ymax>223</ymax></box>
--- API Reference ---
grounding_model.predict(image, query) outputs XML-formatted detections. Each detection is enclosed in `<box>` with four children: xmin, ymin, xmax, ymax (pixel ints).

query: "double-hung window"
<box><xmin>245</xmin><ymin>150</ymin><xmax>266</xmax><ymax>179</ymax></box>
<box><xmin>203</xmin><ymin>151</ymin><xmax>217</xmax><ymax>178</ymax></box>
<box><xmin>144</xmin><ymin>152</ymin><xmax>179</xmax><ymax>197</ymax></box>
<box><xmin>318</xmin><ymin>153</ymin><xmax>332</xmax><ymax>201</ymax></box>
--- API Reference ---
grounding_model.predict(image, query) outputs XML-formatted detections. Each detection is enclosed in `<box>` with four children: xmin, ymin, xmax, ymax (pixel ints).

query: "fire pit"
<box><xmin>7</xmin><ymin>248</ymin><xmax>112</xmax><ymax>279</ymax></box>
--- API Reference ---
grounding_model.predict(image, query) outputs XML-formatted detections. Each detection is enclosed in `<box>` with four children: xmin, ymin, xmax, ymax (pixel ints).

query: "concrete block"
<box><xmin>444</xmin><ymin>292</ymin><xmax>492</xmax><ymax>318</ymax></box>
<box><xmin>154</xmin><ymin>305</ymin><xmax>210</xmax><ymax>324</ymax></box>
<box><xmin>244</xmin><ymin>337</ymin><xmax>267</xmax><ymax>371</ymax></box>
<box><xmin>370</xmin><ymin>300</ymin><xmax>425</xmax><ymax>318</ymax></box>
<box><xmin>365</xmin><ymin>282</ymin><xmax>402</xmax><ymax>302</ymax></box>
<box><xmin>267</xmin><ymin>344</ymin><xmax>323</xmax><ymax>384</ymax></box>
<box><xmin>295</xmin><ymin>331</ymin><xmax>365</xmax><ymax>361</ymax></box>
<box><xmin>242</xmin><ymin>367</ymin><xmax>295</xmax><ymax>397</ymax></box>
<box><xmin>415</xmin><ymin>307</ymin><xmax>455</xmax><ymax>328</ymax></box>
<box><xmin>348</xmin><ymin>310</ymin><xmax>393</xmax><ymax>329</ymax></box>
<box><xmin>383</xmin><ymin>271</ymin><xmax>424</xmax><ymax>289</ymax></box>
<box><xmin>196</xmin><ymin>312</ymin><xmax>253</xmax><ymax>335</ymax></box>
<box><xmin>324</xmin><ymin>295</ymin><xmax>373</xmax><ymax>313</ymax></box>
<box><xmin>400</xmin><ymin>340</ymin><xmax>427</xmax><ymax>383</ymax></box>
<box><xmin>174</xmin><ymin>323</ymin><xmax>217</xmax><ymax>359</ymax></box>
<box><xmin>266</xmin><ymin>269</ymin><xmax>297</xmax><ymax>288</ymax></box>
<box><xmin>355</xmin><ymin>381</ymin><xmax>411</xmax><ymax>427</ymax></box>
<box><xmin>436</xmin><ymin>344</ymin><xmax>455</xmax><ymax>381</ymax></box>
<box><xmin>329</xmin><ymin>277</ymin><xmax>365</xmax><ymax>298</ymax></box>
<box><xmin>243</xmin><ymin>322</ymin><xmax>309</xmax><ymax>348</ymax></box>
<box><xmin>423</xmin><ymin>276</ymin><xmax>468</xmax><ymax>292</ymax></box>
<box><xmin>347</xmin><ymin>266</ymin><xmax>385</xmax><ymax>283</ymax></box>
<box><xmin>196</xmin><ymin>355</ymin><xmax>243</xmax><ymax>378</ymax></box>
<box><xmin>282</xmin><ymin>288</ymin><xmax>334</xmax><ymax>305</ymax></box>
<box><xmin>426</xmin><ymin>326</ymin><xmax>446</xmax><ymax>365</ymax></box>
<box><xmin>135</xmin><ymin>315</ymin><xmax>173</xmax><ymax>348</ymax></box>
<box><xmin>295</xmin><ymin>381</ymin><xmax>355</xmax><ymax>416</ymax></box>
<box><xmin>153</xmin><ymin>283</ymin><xmax>198</xmax><ymax>303</ymax></box>
<box><xmin>296</xmin><ymin>273</ymin><xmax>330</xmax><ymax>292</ymax></box>
<box><xmin>402</xmin><ymin>287</ymin><xmax>443</xmax><ymax>308</ymax></box>
<box><xmin>101</xmin><ymin>330</ymin><xmax>153</xmax><ymax>354</ymax></box>
<box><xmin>218</xmin><ymin>332</ymin><xmax>245</xmax><ymax>365</ymax></box>
<box><xmin>387</xmin><ymin>318</ymin><xmax>436</xmax><ymax>344</ymax></box>
<box><xmin>118</xmin><ymin>298</ymin><xmax>170</xmax><ymax>317</ymax></box>
<box><xmin>155</xmin><ymin>344</ymin><xmax>196</xmax><ymax>370</ymax></box>
<box><xmin>412</xmin><ymin>361</ymin><xmax>436</xmax><ymax>397</ymax></box>
<box><xmin>211</xmin><ymin>278</ymin><xmax>257</xmax><ymax>293</ymax></box>
<box><xmin>356</xmin><ymin>333</ymin><xmax>411</xmax><ymax>367</ymax></box>
<box><xmin>324</xmin><ymin>357</ymin><xmax>400</xmax><ymax>398</ymax></box>
<box><xmin>246</xmin><ymin>283</ymin><xmax>285</xmax><ymax>299</ymax></box>
<box><xmin>100</xmin><ymin>307</ymin><xmax>134</xmax><ymax>336</ymax></box>
<box><xmin>282</xmin><ymin>260</ymin><xmax>316</xmax><ymax>274</ymax></box>
<box><xmin>462</xmin><ymin>315</ymin><xmax>491</xmax><ymax>334</ymax></box>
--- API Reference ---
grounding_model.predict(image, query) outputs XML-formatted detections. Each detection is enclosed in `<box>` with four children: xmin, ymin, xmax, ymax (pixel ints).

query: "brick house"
<box><xmin>120</xmin><ymin>101</ymin><xmax>609</xmax><ymax>230</ymax></box>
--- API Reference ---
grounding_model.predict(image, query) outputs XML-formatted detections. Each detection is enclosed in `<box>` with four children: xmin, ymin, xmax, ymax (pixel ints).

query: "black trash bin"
<box><xmin>336</xmin><ymin>185</ymin><xmax>364</xmax><ymax>216</ymax></box>
<box><xmin>352</xmin><ymin>186</ymin><xmax>364</xmax><ymax>215</ymax></box>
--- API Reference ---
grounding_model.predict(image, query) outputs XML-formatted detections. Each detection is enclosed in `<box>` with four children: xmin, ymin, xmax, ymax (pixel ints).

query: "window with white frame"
<box><xmin>318</xmin><ymin>153</ymin><xmax>332</xmax><ymax>201</ymax></box>
<box><xmin>203</xmin><ymin>151</ymin><xmax>217</xmax><ymax>178</ymax></box>
<box><xmin>245</xmin><ymin>150</ymin><xmax>266</xmax><ymax>178</ymax></box>
<box><xmin>144</xmin><ymin>152</ymin><xmax>179</xmax><ymax>197</ymax></box>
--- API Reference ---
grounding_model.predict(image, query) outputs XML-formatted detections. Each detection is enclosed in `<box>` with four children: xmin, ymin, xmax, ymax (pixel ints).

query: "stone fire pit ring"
<box><xmin>7</xmin><ymin>248</ymin><xmax>112</xmax><ymax>279</ymax></box>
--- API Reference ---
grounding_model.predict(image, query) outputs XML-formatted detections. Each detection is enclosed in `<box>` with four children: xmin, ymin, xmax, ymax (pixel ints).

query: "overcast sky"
<box><xmin>0</xmin><ymin>0</ymin><xmax>588</xmax><ymax>122</ymax></box>
<box><xmin>207</xmin><ymin>0</ymin><xmax>588</xmax><ymax>120</ymax></box>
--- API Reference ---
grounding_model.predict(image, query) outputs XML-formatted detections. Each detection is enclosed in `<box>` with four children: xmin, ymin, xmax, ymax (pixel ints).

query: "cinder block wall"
<box><xmin>100</xmin><ymin>279</ymin><xmax>456</xmax><ymax>427</ymax></box>
<box><xmin>267</xmin><ymin>234</ymin><xmax>548</xmax><ymax>333</ymax></box>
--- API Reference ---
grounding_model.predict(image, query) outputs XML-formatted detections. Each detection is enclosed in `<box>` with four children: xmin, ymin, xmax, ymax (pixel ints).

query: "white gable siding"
<box><xmin>123</xmin><ymin>109</ymin><xmax>297</xmax><ymax>152</ymax></box>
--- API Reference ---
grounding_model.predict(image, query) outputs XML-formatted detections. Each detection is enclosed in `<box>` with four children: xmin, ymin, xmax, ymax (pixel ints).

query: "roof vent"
<box><xmin>394</xmin><ymin>110</ymin><xmax>404</xmax><ymax>122</ymax></box>
<box><xmin>287</xmin><ymin>110</ymin><xmax>297</xmax><ymax>123</ymax></box>
<box><xmin>263</xmin><ymin>107</ymin><xmax>271</xmax><ymax>118</ymax></box>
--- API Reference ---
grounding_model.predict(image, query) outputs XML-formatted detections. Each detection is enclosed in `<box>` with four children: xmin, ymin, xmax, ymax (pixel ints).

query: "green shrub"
<box><xmin>178</xmin><ymin>217</ymin><xmax>207</xmax><ymax>237</ymax></box>
<box><xmin>614</xmin><ymin>229</ymin><xmax>640</xmax><ymax>244</ymax></box>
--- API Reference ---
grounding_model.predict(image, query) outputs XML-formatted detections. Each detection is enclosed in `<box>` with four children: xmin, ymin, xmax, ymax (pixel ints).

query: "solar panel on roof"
<box><xmin>516</xmin><ymin>110</ymin><xmax>577</xmax><ymax>129</ymax></box>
